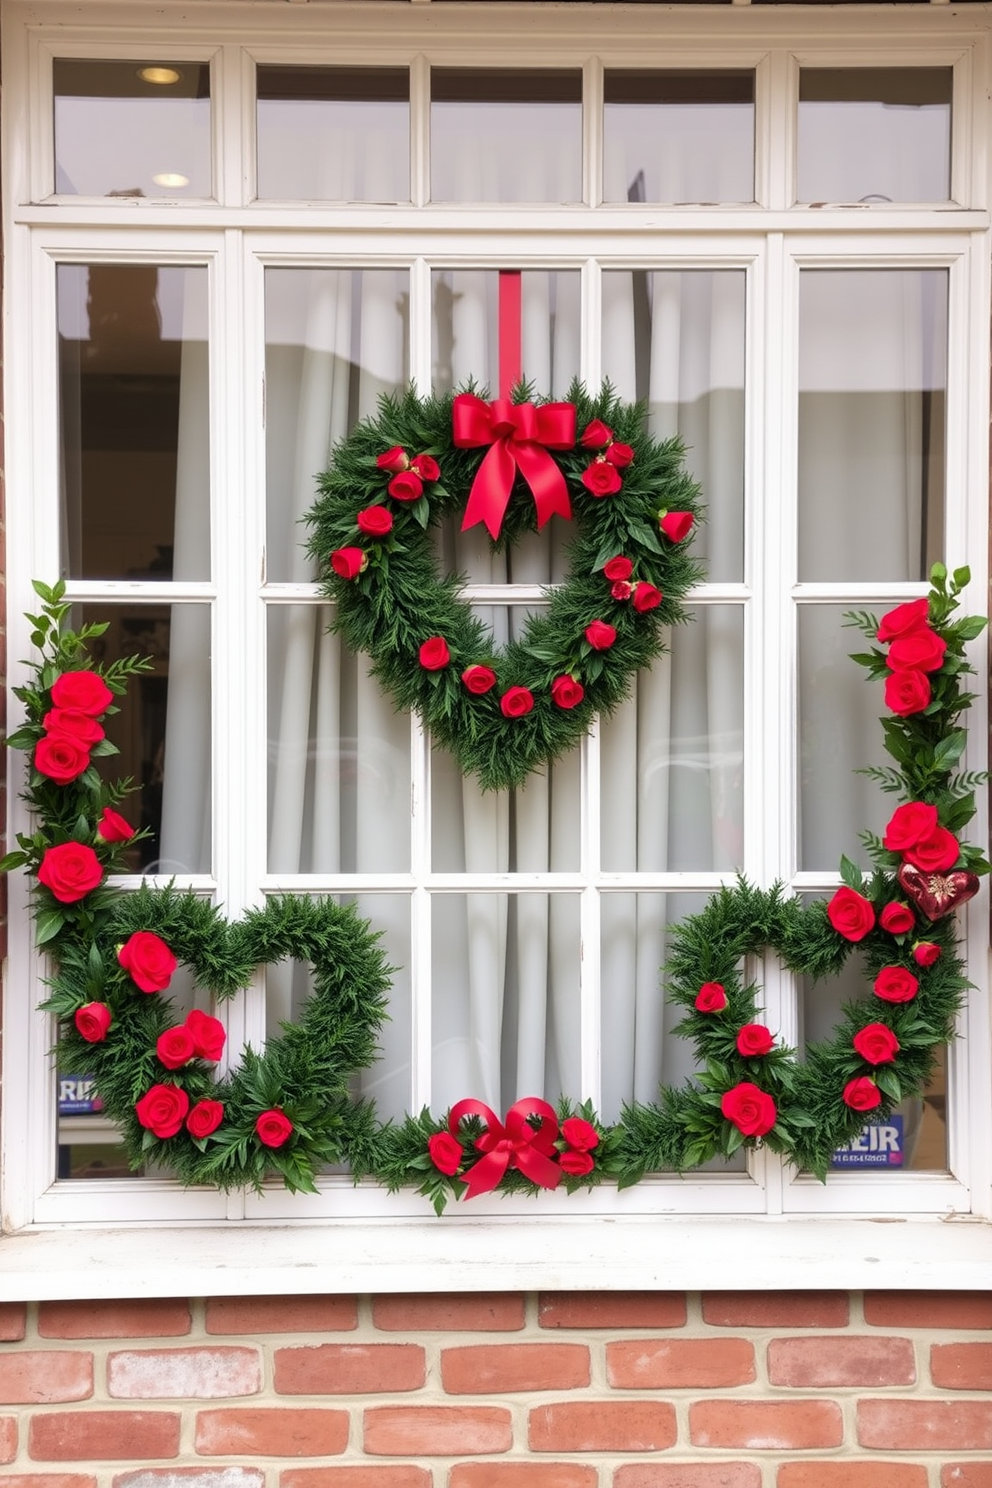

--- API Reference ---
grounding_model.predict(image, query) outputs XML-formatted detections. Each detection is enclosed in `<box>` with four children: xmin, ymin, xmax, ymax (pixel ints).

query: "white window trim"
<box><xmin>3</xmin><ymin>0</ymin><xmax>991</xmax><ymax>1295</ymax></box>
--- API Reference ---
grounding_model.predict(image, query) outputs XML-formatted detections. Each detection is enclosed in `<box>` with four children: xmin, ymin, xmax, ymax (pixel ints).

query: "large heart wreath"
<box><xmin>306</xmin><ymin>384</ymin><xmax>704</xmax><ymax>791</ymax></box>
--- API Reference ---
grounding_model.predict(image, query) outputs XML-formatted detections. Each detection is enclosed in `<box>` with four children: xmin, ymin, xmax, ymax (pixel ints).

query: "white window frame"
<box><xmin>2</xmin><ymin>0</ymin><xmax>991</xmax><ymax>1297</ymax></box>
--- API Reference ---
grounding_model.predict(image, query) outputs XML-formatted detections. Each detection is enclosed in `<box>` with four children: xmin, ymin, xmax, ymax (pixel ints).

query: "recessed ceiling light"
<box><xmin>139</xmin><ymin>66</ymin><xmax>181</xmax><ymax>86</ymax></box>
<box><xmin>152</xmin><ymin>172</ymin><xmax>190</xmax><ymax>189</ymax></box>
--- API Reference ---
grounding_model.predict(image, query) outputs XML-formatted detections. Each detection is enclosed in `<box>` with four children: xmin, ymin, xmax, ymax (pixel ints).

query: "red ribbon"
<box><xmin>452</xmin><ymin>393</ymin><xmax>576</xmax><ymax>540</ymax></box>
<box><xmin>449</xmin><ymin>1096</ymin><xmax>563</xmax><ymax>1199</ymax></box>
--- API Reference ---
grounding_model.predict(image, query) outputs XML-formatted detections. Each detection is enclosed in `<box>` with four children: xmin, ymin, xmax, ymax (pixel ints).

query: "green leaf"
<box><xmin>5</xmin><ymin>727</ymin><xmax>38</xmax><ymax>750</ymax></box>
<box><xmin>35</xmin><ymin>910</ymin><xmax>66</xmax><ymax>945</ymax></box>
<box><xmin>0</xmin><ymin>850</ymin><xmax>29</xmax><ymax>872</ymax></box>
<box><xmin>839</xmin><ymin>855</ymin><xmax>864</xmax><ymax>892</ymax></box>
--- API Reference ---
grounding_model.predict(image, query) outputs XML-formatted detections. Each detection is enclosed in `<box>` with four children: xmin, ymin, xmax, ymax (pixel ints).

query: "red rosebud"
<box><xmin>695</xmin><ymin>982</ymin><xmax>727</xmax><ymax>1012</ymax></box>
<box><xmin>886</xmin><ymin>628</ymin><xmax>947</xmax><ymax>674</ymax></box>
<box><xmin>43</xmin><ymin>708</ymin><xmax>105</xmax><ymax>746</ymax></box>
<box><xmin>50</xmin><ymin>670</ymin><xmax>113</xmax><ymax>715</ymax></box>
<box><xmin>38</xmin><ymin>841</ymin><xmax>103</xmax><ymax>904</ymax></box>
<box><xmin>659</xmin><ymin>511</ymin><xmax>693</xmax><ymax>543</ymax></box>
<box><xmin>884</xmin><ymin>668</ymin><xmax>931</xmax><ymax>717</ymax></box>
<box><xmin>419</xmin><ymin>636</ymin><xmax>451</xmax><ymax>671</ymax></box>
<box><xmin>853</xmin><ymin>1022</ymin><xmax>901</xmax><ymax>1065</ymax></box>
<box><xmin>882</xmin><ymin>801</ymin><xmax>939</xmax><ymax>853</ymax></box>
<box><xmin>603</xmin><ymin>556</ymin><xmax>633</xmax><ymax>582</ymax></box>
<box><xmin>428</xmin><ymin>1131</ymin><xmax>464</xmax><ymax>1175</ymax></box>
<box><xmin>74</xmin><ymin>1001</ymin><xmax>112</xmax><ymax>1043</ymax></box>
<box><xmin>135</xmin><ymin>1082</ymin><xmax>190</xmax><ymax>1138</ymax></box>
<box><xmin>736</xmin><ymin>1023</ymin><xmax>774</xmax><ymax>1057</ymax></box>
<box><xmin>255</xmin><ymin>1108</ymin><xmax>294</xmax><ymax>1148</ymax></box>
<box><xmin>331</xmin><ymin>546</ymin><xmax>367</xmax><ymax>580</ymax></box>
<box><xmin>561</xmin><ymin>1116</ymin><xmax>599</xmax><ymax>1152</ymax></box>
<box><xmin>156</xmin><ymin>1025</ymin><xmax>197</xmax><ymax>1070</ymax></box>
<box><xmin>585</xmin><ymin>620</ymin><xmax>617</xmax><ymax>651</ymax></box>
<box><xmin>559</xmin><ymin>1149</ymin><xmax>595</xmax><ymax>1176</ymax></box>
<box><xmin>605</xmin><ymin>441</ymin><xmax>634</xmax><ymax>468</ymax></box>
<box><xmin>410</xmin><ymin>453</ymin><xmax>440</xmax><ymax>481</ymax></box>
<box><xmin>185</xmin><ymin>1008</ymin><xmax>226</xmax><ymax>1062</ymax></box>
<box><xmin>376</xmin><ymin>445</ymin><xmax>409</xmax><ymax>473</ymax></box>
<box><xmin>118</xmin><ymin>930</ymin><xmax>178</xmax><ymax>993</ymax></box>
<box><xmin>551</xmin><ymin>675</ymin><xmax>585</xmax><ymax>710</ymax></box>
<box><xmin>913</xmin><ymin>941</ymin><xmax>941</xmax><ymax>967</ymax></box>
<box><xmin>632</xmin><ymin>582</ymin><xmax>662</xmax><ymax>613</ymax></box>
<box><xmin>35</xmin><ymin>733</ymin><xmax>91</xmax><ymax>784</ymax></box>
<box><xmin>843</xmin><ymin>1076</ymin><xmax>882</xmax><ymax>1112</ymax></box>
<box><xmin>186</xmin><ymin>1099</ymin><xmax>224</xmax><ymax>1139</ymax></box>
<box><xmin>97</xmin><ymin>806</ymin><xmax>135</xmax><ymax>843</ymax></box>
<box><xmin>721</xmin><ymin>1082</ymin><xmax>776</xmax><ymax>1137</ymax></box>
<box><xmin>500</xmin><ymin>686</ymin><xmax>534</xmax><ymax>718</ymax></box>
<box><xmin>461</xmin><ymin>664</ymin><xmax>497</xmax><ymax>695</ymax></box>
<box><xmin>877</xmin><ymin>596</ymin><xmax>930</xmax><ymax>644</ymax></box>
<box><xmin>388</xmin><ymin>470</ymin><xmax>424</xmax><ymax>502</ymax></box>
<box><xmin>873</xmin><ymin>966</ymin><xmax>919</xmax><ymax>1004</ymax></box>
<box><xmin>902</xmin><ymin>826</ymin><xmax>960</xmax><ymax>874</ymax></box>
<box><xmin>580</xmin><ymin>418</ymin><xmax>614</xmax><ymax>448</ymax></box>
<box><xmin>581</xmin><ymin>461</ymin><xmax>622</xmax><ymax>497</ymax></box>
<box><xmin>826</xmin><ymin>886</ymin><xmax>876</xmax><ymax>943</ymax></box>
<box><xmin>356</xmin><ymin>505</ymin><xmax>393</xmax><ymax>536</ymax></box>
<box><xmin>879</xmin><ymin>901</ymin><xmax>915</xmax><ymax>935</ymax></box>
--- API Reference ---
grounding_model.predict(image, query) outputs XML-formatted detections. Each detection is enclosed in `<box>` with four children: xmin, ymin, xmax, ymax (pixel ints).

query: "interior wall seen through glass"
<box><xmin>430</xmin><ymin>69</ymin><xmax>582</xmax><ymax>203</ymax></box>
<box><xmin>603</xmin><ymin>70</ymin><xmax>754</xmax><ymax>205</ymax></box>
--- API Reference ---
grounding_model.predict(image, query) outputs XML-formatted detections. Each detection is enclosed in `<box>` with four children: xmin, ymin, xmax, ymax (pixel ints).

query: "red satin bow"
<box><xmin>452</xmin><ymin>393</ymin><xmax>576</xmax><ymax>539</ymax></box>
<box><xmin>449</xmin><ymin>1096</ymin><xmax>563</xmax><ymax>1199</ymax></box>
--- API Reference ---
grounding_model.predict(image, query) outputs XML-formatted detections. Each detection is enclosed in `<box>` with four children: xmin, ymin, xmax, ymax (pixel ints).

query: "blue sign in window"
<box><xmin>831</xmin><ymin>1114</ymin><xmax>904</xmax><ymax>1168</ymax></box>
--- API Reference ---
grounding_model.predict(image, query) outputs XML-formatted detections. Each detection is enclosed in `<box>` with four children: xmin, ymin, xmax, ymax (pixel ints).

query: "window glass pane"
<box><xmin>432</xmin><ymin>268</ymin><xmax>580</xmax><ymax>397</ymax></box>
<box><xmin>431</xmin><ymin>69</ymin><xmax>582</xmax><ymax>203</ymax></box>
<box><xmin>76</xmin><ymin>604</ymin><xmax>212</xmax><ymax>875</ymax></box>
<box><xmin>58</xmin><ymin>264</ymin><xmax>210</xmax><ymax>582</ymax></box>
<box><xmin>797</xmin><ymin>68</ymin><xmax>952</xmax><ymax>204</ymax></box>
<box><xmin>602</xmin><ymin>269</ymin><xmax>745</xmax><ymax>583</ymax></box>
<box><xmin>256</xmin><ymin>65</ymin><xmax>409</xmax><ymax>201</ymax></box>
<box><xmin>432</xmin><ymin>893</ymin><xmax>581</xmax><ymax>1114</ymax></box>
<box><xmin>604</xmin><ymin>70</ymin><xmax>754</xmax><ymax>204</ymax></box>
<box><xmin>798</xmin><ymin>269</ymin><xmax>946</xmax><ymax>583</ymax></box>
<box><xmin>797</xmin><ymin>606</ymin><xmax>886</xmax><ymax>873</ymax></box>
<box><xmin>267</xmin><ymin>606</ymin><xmax>411</xmax><ymax>875</ymax></box>
<box><xmin>601</xmin><ymin>607</ymin><xmax>744</xmax><ymax>874</ymax></box>
<box><xmin>264</xmin><ymin>267</ymin><xmax>409</xmax><ymax>582</ymax></box>
<box><xmin>53</xmin><ymin>59</ymin><xmax>210</xmax><ymax>198</ymax></box>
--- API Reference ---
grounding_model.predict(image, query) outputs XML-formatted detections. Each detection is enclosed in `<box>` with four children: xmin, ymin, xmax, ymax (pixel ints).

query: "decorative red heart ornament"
<box><xmin>897</xmin><ymin>861</ymin><xmax>980</xmax><ymax>921</ymax></box>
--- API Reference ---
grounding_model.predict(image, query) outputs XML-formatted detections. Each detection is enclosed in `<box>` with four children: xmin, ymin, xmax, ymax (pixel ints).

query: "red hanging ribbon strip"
<box><xmin>449</xmin><ymin>1096</ymin><xmax>563</xmax><ymax>1199</ymax></box>
<box><xmin>498</xmin><ymin>270</ymin><xmax>522</xmax><ymax>400</ymax></box>
<box><xmin>452</xmin><ymin>393</ymin><xmax>576</xmax><ymax>540</ymax></box>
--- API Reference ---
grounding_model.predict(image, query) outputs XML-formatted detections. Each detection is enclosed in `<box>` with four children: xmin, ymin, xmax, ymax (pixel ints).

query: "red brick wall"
<box><xmin>0</xmin><ymin>1290</ymin><xmax>990</xmax><ymax>1483</ymax></box>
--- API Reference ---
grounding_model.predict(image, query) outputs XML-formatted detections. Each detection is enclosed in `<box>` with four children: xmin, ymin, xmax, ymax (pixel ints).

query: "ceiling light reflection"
<box><xmin>139</xmin><ymin>66</ymin><xmax>181</xmax><ymax>85</ymax></box>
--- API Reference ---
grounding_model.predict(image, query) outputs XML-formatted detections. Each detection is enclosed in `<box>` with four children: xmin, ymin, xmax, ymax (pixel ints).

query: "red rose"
<box><xmin>551</xmin><ymin>675</ymin><xmax>585</xmax><ymax>710</ymax></box>
<box><xmin>580</xmin><ymin>419</ymin><xmax>613</xmax><ymax>448</ymax></box>
<box><xmin>887</xmin><ymin>628</ymin><xmax>947</xmax><ymax>674</ymax></box>
<box><xmin>561</xmin><ymin>1116</ymin><xmax>599</xmax><ymax>1152</ymax></box>
<box><xmin>50</xmin><ymin>670</ymin><xmax>113</xmax><ymax>715</ymax></box>
<box><xmin>117</xmin><ymin>930</ymin><xmax>178</xmax><ymax>993</ymax></box>
<box><xmin>462</xmin><ymin>665</ymin><xmax>497</xmax><ymax>695</ymax></box>
<box><xmin>38</xmin><ymin>841</ymin><xmax>103</xmax><ymax>903</ymax></box>
<box><xmin>581</xmin><ymin>461</ymin><xmax>622</xmax><ymax>497</ymax></box>
<box><xmin>156</xmin><ymin>1025</ymin><xmax>197</xmax><ymax>1070</ymax></box>
<box><xmin>331</xmin><ymin>546</ymin><xmax>367</xmax><ymax>580</ymax></box>
<box><xmin>879</xmin><ymin>901</ymin><xmax>915</xmax><ymax>935</ymax></box>
<box><xmin>410</xmin><ymin>453</ymin><xmax>440</xmax><ymax>481</ymax></box>
<box><xmin>35</xmin><ymin>733</ymin><xmax>91</xmax><ymax>784</ymax></box>
<box><xmin>883</xmin><ymin>802</ymin><xmax>939</xmax><ymax>853</ymax></box>
<box><xmin>736</xmin><ymin>1023</ymin><xmax>774</xmax><ymax>1057</ymax></box>
<box><xmin>884</xmin><ymin>668</ymin><xmax>931</xmax><ymax>716</ymax></box>
<box><xmin>913</xmin><ymin>941</ymin><xmax>941</xmax><ymax>967</ymax></box>
<box><xmin>903</xmin><ymin>827</ymin><xmax>960</xmax><ymax>873</ymax></box>
<box><xmin>603</xmin><ymin>556</ymin><xmax>633</xmax><ymax>582</ymax></box>
<box><xmin>74</xmin><ymin>1002</ymin><xmax>112</xmax><ymax>1043</ymax></box>
<box><xmin>721</xmin><ymin>1082</ymin><xmax>776</xmax><ymax>1137</ymax></box>
<box><xmin>97</xmin><ymin>807</ymin><xmax>134</xmax><ymax>843</ymax></box>
<box><xmin>853</xmin><ymin>1022</ymin><xmax>901</xmax><ymax>1065</ymax></box>
<box><xmin>135</xmin><ymin>1082</ymin><xmax>190</xmax><ymax>1138</ymax></box>
<box><xmin>695</xmin><ymin>982</ymin><xmax>727</xmax><ymax>1012</ymax></box>
<box><xmin>826</xmin><ymin>886</ymin><xmax>876</xmax><ymax>942</ymax></box>
<box><xmin>43</xmin><ymin>708</ymin><xmax>105</xmax><ymax>746</ymax></box>
<box><xmin>186</xmin><ymin>1099</ymin><xmax>224</xmax><ymax>1139</ymax></box>
<box><xmin>877</xmin><ymin>596</ymin><xmax>930</xmax><ymax>644</ymax></box>
<box><xmin>185</xmin><ymin>1009</ymin><xmax>226</xmax><ymax>1062</ymax></box>
<box><xmin>500</xmin><ymin>686</ymin><xmax>534</xmax><ymax>718</ymax></box>
<box><xmin>376</xmin><ymin>445</ymin><xmax>409</xmax><ymax>473</ymax></box>
<box><xmin>585</xmin><ymin>620</ymin><xmax>617</xmax><ymax>651</ymax></box>
<box><xmin>428</xmin><ymin>1131</ymin><xmax>464</xmax><ymax>1175</ymax></box>
<box><xmin>559</xmin><ymin>1150</ymin><xmax>595</xmax><ymax>1176</ymax></box>
<box><xmin>388</xmin><ymin>471</ymin><xmax>424</xmax><ymax>501</ymax></box>
<box><xmin>255</xmin><ymin>1108</ymin><xmax>293</xmax><ymax>1148</ymax></box>
<box><xmin>632</xmin><ymin>582</ymin><xmax>662</xmax><ymax>613</ymax></box>
<box><xmin>659</xmin><ymin>512</ymin><xmax>694</xmax><ymax>543</ymax></box>
<box><xmin>356</xmin><ymin>505</ymin><xmax>393</xmax><ymax>536</ymax></box>
<box><xmin>605</xmin><ymin>442</ymin><xmax>634</xmax><ymax>469</ymax></box>
<box><xmin>419</xmin><ymin>636</ymin><xmax>450</xmax><ymax>671</ymax></box>
<box><xmin>874</xmin><ymin>966</ymin><xmax>919</xmax><ymax>1004</ymax></box>
<box><xmin>843</xmin><ymin>1076</ymin><xmax>882</xmax><ymax>1112</ymax></box>
<box><xmin>611</xmin><ymin>580</ymin><xmax>634</xmax><ymax>601</ymax></box>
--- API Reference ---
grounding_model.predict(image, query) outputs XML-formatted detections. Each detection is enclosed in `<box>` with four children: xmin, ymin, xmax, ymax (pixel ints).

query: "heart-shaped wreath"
<box><xmin>306</xmin><ymin>384</ymin><xmax>704</xmax><ymax>791</ymax></box>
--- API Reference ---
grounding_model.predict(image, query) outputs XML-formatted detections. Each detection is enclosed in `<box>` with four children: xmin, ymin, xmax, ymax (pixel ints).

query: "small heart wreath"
<box><xmin>306</xmin><ymin>384</ymin><xmax>704</xmax><ymax>791</ymax></box>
